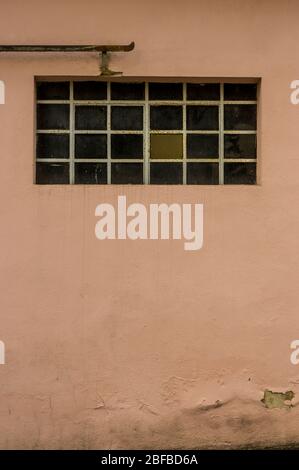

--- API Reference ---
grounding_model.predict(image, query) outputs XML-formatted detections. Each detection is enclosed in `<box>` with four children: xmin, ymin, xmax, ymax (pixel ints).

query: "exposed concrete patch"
<box><xmin>262</xmin><ymin>390</ymin><xmax>295</xmax><ymax>409</ymax></box>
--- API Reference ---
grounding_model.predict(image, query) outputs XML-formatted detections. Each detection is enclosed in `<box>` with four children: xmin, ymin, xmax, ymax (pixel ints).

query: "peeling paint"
<box><xmin>262</xmin><ymin>390</ymin><xmax>295</xmax><ymax>409</ymax></box>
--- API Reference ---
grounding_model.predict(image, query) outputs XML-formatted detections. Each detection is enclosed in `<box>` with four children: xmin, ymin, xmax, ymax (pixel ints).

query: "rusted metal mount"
<box><xmin>0</xmin><ymin>42</ymin><xmax>135</xmax><ymax>76</ymax></box>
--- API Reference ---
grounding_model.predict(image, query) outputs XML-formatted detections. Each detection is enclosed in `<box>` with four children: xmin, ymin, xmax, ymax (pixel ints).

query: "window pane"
<box><xmin>36</xmin><ymin>82</ymin><xmax>70</xmax><ymax>100</ymax></box>
<box><xmin>149</xmin><ymin>83</ymin><xmax>183</xmax><ymax>100</ymax></box>
<box><xmin>111</xmin><ymin>134</ymin><xmax>143</xmax><ymax>158</ymax></box>
<box><xmin>187</xmin><ymin>83</ymin><xmax>220</xmax><ymax>100</ymax></box>
<box><xmin>75</xmin><ymin>134</ymin><xmax>107</xmax><ymax>158</ymax></box>
<box><xmin>36</xmin><ymin>163</ymin><xmax>69</xmax><ymax>184</ymax></box>
<box><xmin>75</xmin><ymin>106</ymin><xmax>106</xmax><ymax>130</ymax></box>
<box><xmin>224</xmin><ymin>83</ymin><xmax>257</xmax><ymax>101</ymax></box>
<box><xmin>111</xmin><ymin>106</ymin><xmax>143</xmax><ymax>130</ymax></box>
<box><xmin>187</xmin><ymin>163</ymin><xmax>219</xmax><ymax>184</ymax></box>
<box><xmin>37</xmin><ymin>104</ymin><xmax>69</xmax><ymax>130</ymax></box>
<box><xmin>111</xmin><ymin>163</ymin><xmax>143</xmax><ymax>184</ymax></box>
<box><xmin>111</xmin><ymin>82</ymin><xmax>145</xmax><ymax>100</ymax></box>
<box><xmin>224</xmin><ymin>105</ymin><xmax>256</xmax><ymax>130</ymax></box>
<box><xmin>224</xmin><ymin>134</ymin><xmax>256</xmax><ymax>158</ymax></box>
<box><xmin>224</xmin><ymin>162</ymin><xmax>256</xmax><ymax>184</ymax></box>
<box><xmin>187</xmin><ymin>106</ymin><xmax>218</xmax><ymax>130</ymax></box>
<box><xmin>150</xmin><ymin>106</ymin><xmax>182</xmax><ymax>130</ymax></box>
<box><xmin>73</xmin><ymin>81</ymin><xmax>107</xmax><ymax>100</ymax></box>
<box><xmin>75</xmin><ymin>163</ymin><xmax>107</xmax><ymax>184</ymax></box>
<box><xmin>150</xmin><ymin>163</ymin><xmax>183</xmax><ymax>184</ymax></box>
<box><xmin>36</xmin><ymin>134</ymin><xmax>69</xmax><ymax>158</ymax></box>
<box><xmin>187</xmin><ymin>134</ymin><xmax>218</xmax><ymax>158</ymax></box>
<box><xmin>151</xmin><ymin>134</ymin><xmax>183</xmax><ymax>159</ymax></box>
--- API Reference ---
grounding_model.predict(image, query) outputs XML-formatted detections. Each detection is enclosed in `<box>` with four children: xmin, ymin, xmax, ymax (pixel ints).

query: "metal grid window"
<box><xmin>36</xmin><ymin>81</ymin><xmax>257</xmax><ymax>184</ymax></box>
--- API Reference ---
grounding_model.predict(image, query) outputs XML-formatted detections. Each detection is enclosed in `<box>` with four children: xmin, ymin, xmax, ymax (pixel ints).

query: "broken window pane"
<box><xmin>75</xmin><ymin>134</ymin><xmax>107</xmax><ymax>158</ymax></box>
<box><xmin>224</xmin><ymin>105</ymin><xmax>256</xmax><ymax>130</ymax></box>
<box><xmin>73</xmin><ymin>81</ymin><xmax>107</xmax><ymax>100</ymax></box>
<box><xmin>224</xmin><ymin>83</ymin><xmax>257</xmax><ymax>101</ymax></box>
<box><xmin>111</xmin><ymin>82</ymin><xmax>145</xmax><ymax>100</ymax></box>
<box><xmin>111</xmin><ymin>134</ymin><xmax>143</xmax><ymax>158</ymax></box>
<box><xmin>187</xmin><ymin>83</ymin><xmax>220</xmax><ymax>100</ymax></box>
<box><xmin>75</xmin><ymin>163</ymin><xmax>107</xmax><ymax>184</ymax></box>
<box><xmin>75</xmin><ymin>106</ymin><xmax>107</xmax><ymax>130</ymax></box>
<box><xmin>149</xmin><ymin>83</ymin><xmax>183</xmax><ymax>100</ymax></box>
<box><xmin>187</xmin><ymin>134</ymin><xmax>218</xmax><ymax>158</ymax></box>
<box><xmin>36</xmin><ymin>82</ymin><xmax>70</xmax><ymax>100</ymax></box>
<box><xmin>36</xmin><ymin>134</ymin><xmax>69</xmax><ymax>158</ymax></box>
<box><xmin>150</xmin><ymin>163</ymin><xmax>183</xmax><ymax>184</ymax></box>
<box><xmin>224</xmin><ymin>162</ymin><xmax>256</xmax><ymax>184</ymax></box>
<box><xmin>187</xmin><ymin>106</ymin><xmax>219</xmax><ymax>130</ymax></box>
<box><xmin>111</xmin><ymin>106</ymin><xmax>143</xmax><ymax>130</ymax></box>
<box><xmin>150</xmin><ymin>106</ymin><xmax>183</xmax><ymax>130</ymax></box>
<box><xmin>150</xmin><ymin>134</ymin><xmax>183</xmax><ymax>159</ymax></box>
<box><xmin>187</xmin><ymin>163</ymin><xmax>219</xmax><ymax>184</ymax></box>
<box><xmin>37</xmin><ymin>104</ymin><xmax>69</xmax><ymax>130</ymax></box>
<box><xmin>36</xmin><ymin>163</ymin><xmax>69</xmax><ymax>184</ymax></box>
<box><xmin>224</xmin><ymin>134</ymin><xmax>256</xmax><ymax>158</ymax></box>
<box><xmin>111</xmin><ymin>163</ymin><xmax>143</xmax><ymax>184</ymax></box>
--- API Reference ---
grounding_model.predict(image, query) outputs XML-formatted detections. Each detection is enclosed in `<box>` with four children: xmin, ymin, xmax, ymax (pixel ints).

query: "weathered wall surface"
<box><xmin>0</xmin><ymin>0</ymin><xmax>299</xmax><ymax>449</ymax></box>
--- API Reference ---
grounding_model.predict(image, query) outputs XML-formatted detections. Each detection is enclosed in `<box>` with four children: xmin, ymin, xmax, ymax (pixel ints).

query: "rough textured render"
<box><xmin>0</xmin><ymin>0</ymin><xmax>299</xmax><ymax>449</ymax></box>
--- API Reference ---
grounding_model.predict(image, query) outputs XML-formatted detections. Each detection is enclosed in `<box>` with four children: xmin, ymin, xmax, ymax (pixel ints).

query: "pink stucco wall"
<box><xmin>0</xmin><ymin>0</ymin><xmax>299</xmax><ymax>449</ymax></box>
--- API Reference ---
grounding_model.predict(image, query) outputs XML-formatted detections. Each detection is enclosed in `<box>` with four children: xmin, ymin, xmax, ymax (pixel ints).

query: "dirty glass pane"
<box><xmin>149</xmin><ymin>83</ymin><xmax>183</xmax><ymax>100</ymax></box>
<box><xmin>187</xmin><ymin>105</ymin><xmax>219</xmax><ymax>130</ymax></box>
<box><xmin>150</xmin><ymin>134</ymin><xmax>183</xmax><ymax>159</ymax></box>
<box><xmin>75</xmin><ymin>163</ymin><xmax>107</xmax><ymax>184</ymax></box>
<box><xmin>36</xmin><ymin>82</ymin><xmax>70</xmax><ymax>100</ymax></box>
<box><xmin>150</xmin><ymin>106</ymin><xmax>183</xmax><ymax>130</ymax></box>
<box><xmin>224</xmin><ymin>83</ymin><xmax>257</xmax><ymax>101</ymax></box>
<box><xmin>224</xmin><ymin>105</ymin><xmax>256</xmax><ymax>130</ymax></box>
<box><xmin>224</xmin><ymin>134</ymin><xmax>256</xmax><ymax>158</ymax></box>
<box><xmin>187</xmin><ymin>83</ymin><xmax>220</xmax><ymax>100</ymax></box>
<box><xmin>150</xmin><ymin>163</ymin><xmax>183</xmax><ymax>184</ymax></box>
<box><xmin>111</xmin><ymin>106</ymin><xmax>143</xmax><ymax>130</ymax></box>
<box><xmin>224</xmin><ymin>162</ymin><xmax>256</xmax><ymax>184</ymax></box>
<box><xmin>111</xmin><ymin>82</ymin><xmax>145</xmax><ymax>100</ymax></box>
<box><xmin>187</xmin><ymin>163</ymin><xmax>219</xmax><ymax>184</ymax></box>
<box><xmin>73</xmin><ymin>81</ymin><xmax>107</xmax><ymax>100</ymax></box>
<box><xmin>187</xmin><ymin>134</ymin><xmax>218</xmax><ymax>158</ymax></box>
<box><xmin>36</xmin><ymin>134</ymin><xmax>69</xmax><ymax>158</ymax></box>
<box><xmin>111</xmin><ymin>134</ymin><xmax>143</xmax><ymax>158</ymax></box>
<box><xmin>75</xmin><ymin>106</ymin><xmax>107</xmax><ymax>130</ymax></box>
<box><xmin>36</xmin><ymin>163</ymin><xmax>69</xmax><ymax>184</ymax></box>
<box><xmin>111</xmin><ymin>163</ymin><xmax>143</xmax><ymax>184</ymax></box>
<box><xmin>37</xmin><ymin>104</ymin><xmax>69</xmax><ymax>130</ymax></box>
<box><xmin>75</xmin><ymin>134</ymin><xmax>107</xmax><ymax>158</ymax></box>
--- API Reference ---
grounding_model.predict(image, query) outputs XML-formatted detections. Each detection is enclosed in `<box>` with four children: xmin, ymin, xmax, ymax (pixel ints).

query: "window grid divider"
<box><xmin>69</xmin><ymin>82</ymin><xmax>75</xmax><ymax>184</ymax></box>
<box><xmin>219</xmin><ymin>83</ymin><xmax>224</xmax><ymax>184</ymax></box>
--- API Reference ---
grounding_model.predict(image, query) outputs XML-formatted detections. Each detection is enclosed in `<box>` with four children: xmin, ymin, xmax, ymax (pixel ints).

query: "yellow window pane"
<box><xmin>150</xmin><ymin>134</ymin><xmax>183</xmax><ymax>159</ymax></box>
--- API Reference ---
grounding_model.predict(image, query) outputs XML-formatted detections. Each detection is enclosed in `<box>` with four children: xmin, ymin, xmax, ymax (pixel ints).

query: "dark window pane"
<box><xmin>73</xmin><ymin>81</ymin><xmax>107</xmax><ymax>100</ymax></box>
<box><xmin>37</xmin><ymin>104</ymin><xmax>69</xmax><ymax>130</ymax></box>
<box><xmin>187</xmin><ymin>163</ymin><xmax>219</xmax><ymax>184</ymax></box>
<box><xmin>111</xmin><ymin>82</ymin><xmax>145</xmax><ymax>100</ymax></box>
<box><xmin>224</xmin><ymin>134</ymin><xmax>256</xmax><ymax>158</ymax></box>
<box><xmin>224</xmin><ymin>83</ymin><xmax>257</xmax><ymax>101</ymax></box>
<box><xmin>111</xmin><ymin>163</ymin><xmax>143</xmax><ymax>184</ymax></box>
<box><xmin>149</xmin><ymin>83</ymin><xmax>183</xmax><ymax>100</ymax></box>
<box><xmin>36</xmin><ymin>82</ymin><xmax>69</xmax><ymax>100</ymax></box>
<box><xmin>36</xmin><ymin>134</ymin><xmax>69</xmax><ymax>158</ymax></box>
<box><xmin>111</xmin><ymin>106</ymin><xmax>143</xmax><ymax>130</ymax></box>
<box><xmin>150</xmin><ymin>106</ymin><xmax>182</xmax><ymax>130</ymax></box>
<box><xmin>224</xmin><ymin>162</ymin><xmax>256</xmax><ymax>184</ymax></box>
<box><xmin>224</xmin><ymin>105</ymin><xmax>256</xmax><ymax>130</ymax></box>
<box><xmin>75</xmin><ymin>106</ymin><xmax>106</xmax><ymax>130</ymax></box>
<box><xmin>75</xmin><ymin>163</ymin><xmax>107</xmax><ymax>184</ymax></box>
<box><xmin>151</xmin><ymin>134</ymin><xmax>183</xmax><ymax>159</ymax></box>
<box><xmin>150</xmin><ymin>163</ymin><xmax>182</xmax><ymax>184</ymax></box>
<box><xmin>36</xmin><ymin>163</ymin><xmax>69</xmax><ymax>184</ymax></box>
<box><xmin>111</xmin><ymin>134</ymin><xmax>143</xmax><ymax>158</ymax></box>
<box><xmin>187</xmin><ymin>83</ymin><xmax>220</xmax><ymax>100</ymax></box>
<box><xmin>187</xmin><ymin>106</ymin><xmax>219</xmax><ymax>130</ymax></box>
<box><xmin>75</xmin><ymin>134</ymin><xmax>107</xmax><ymax>158</ymax></box>
<box><xmin>187</xmin><ymin>134</ymin><xmax>218</xmax><ymax>158</ymax></box>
